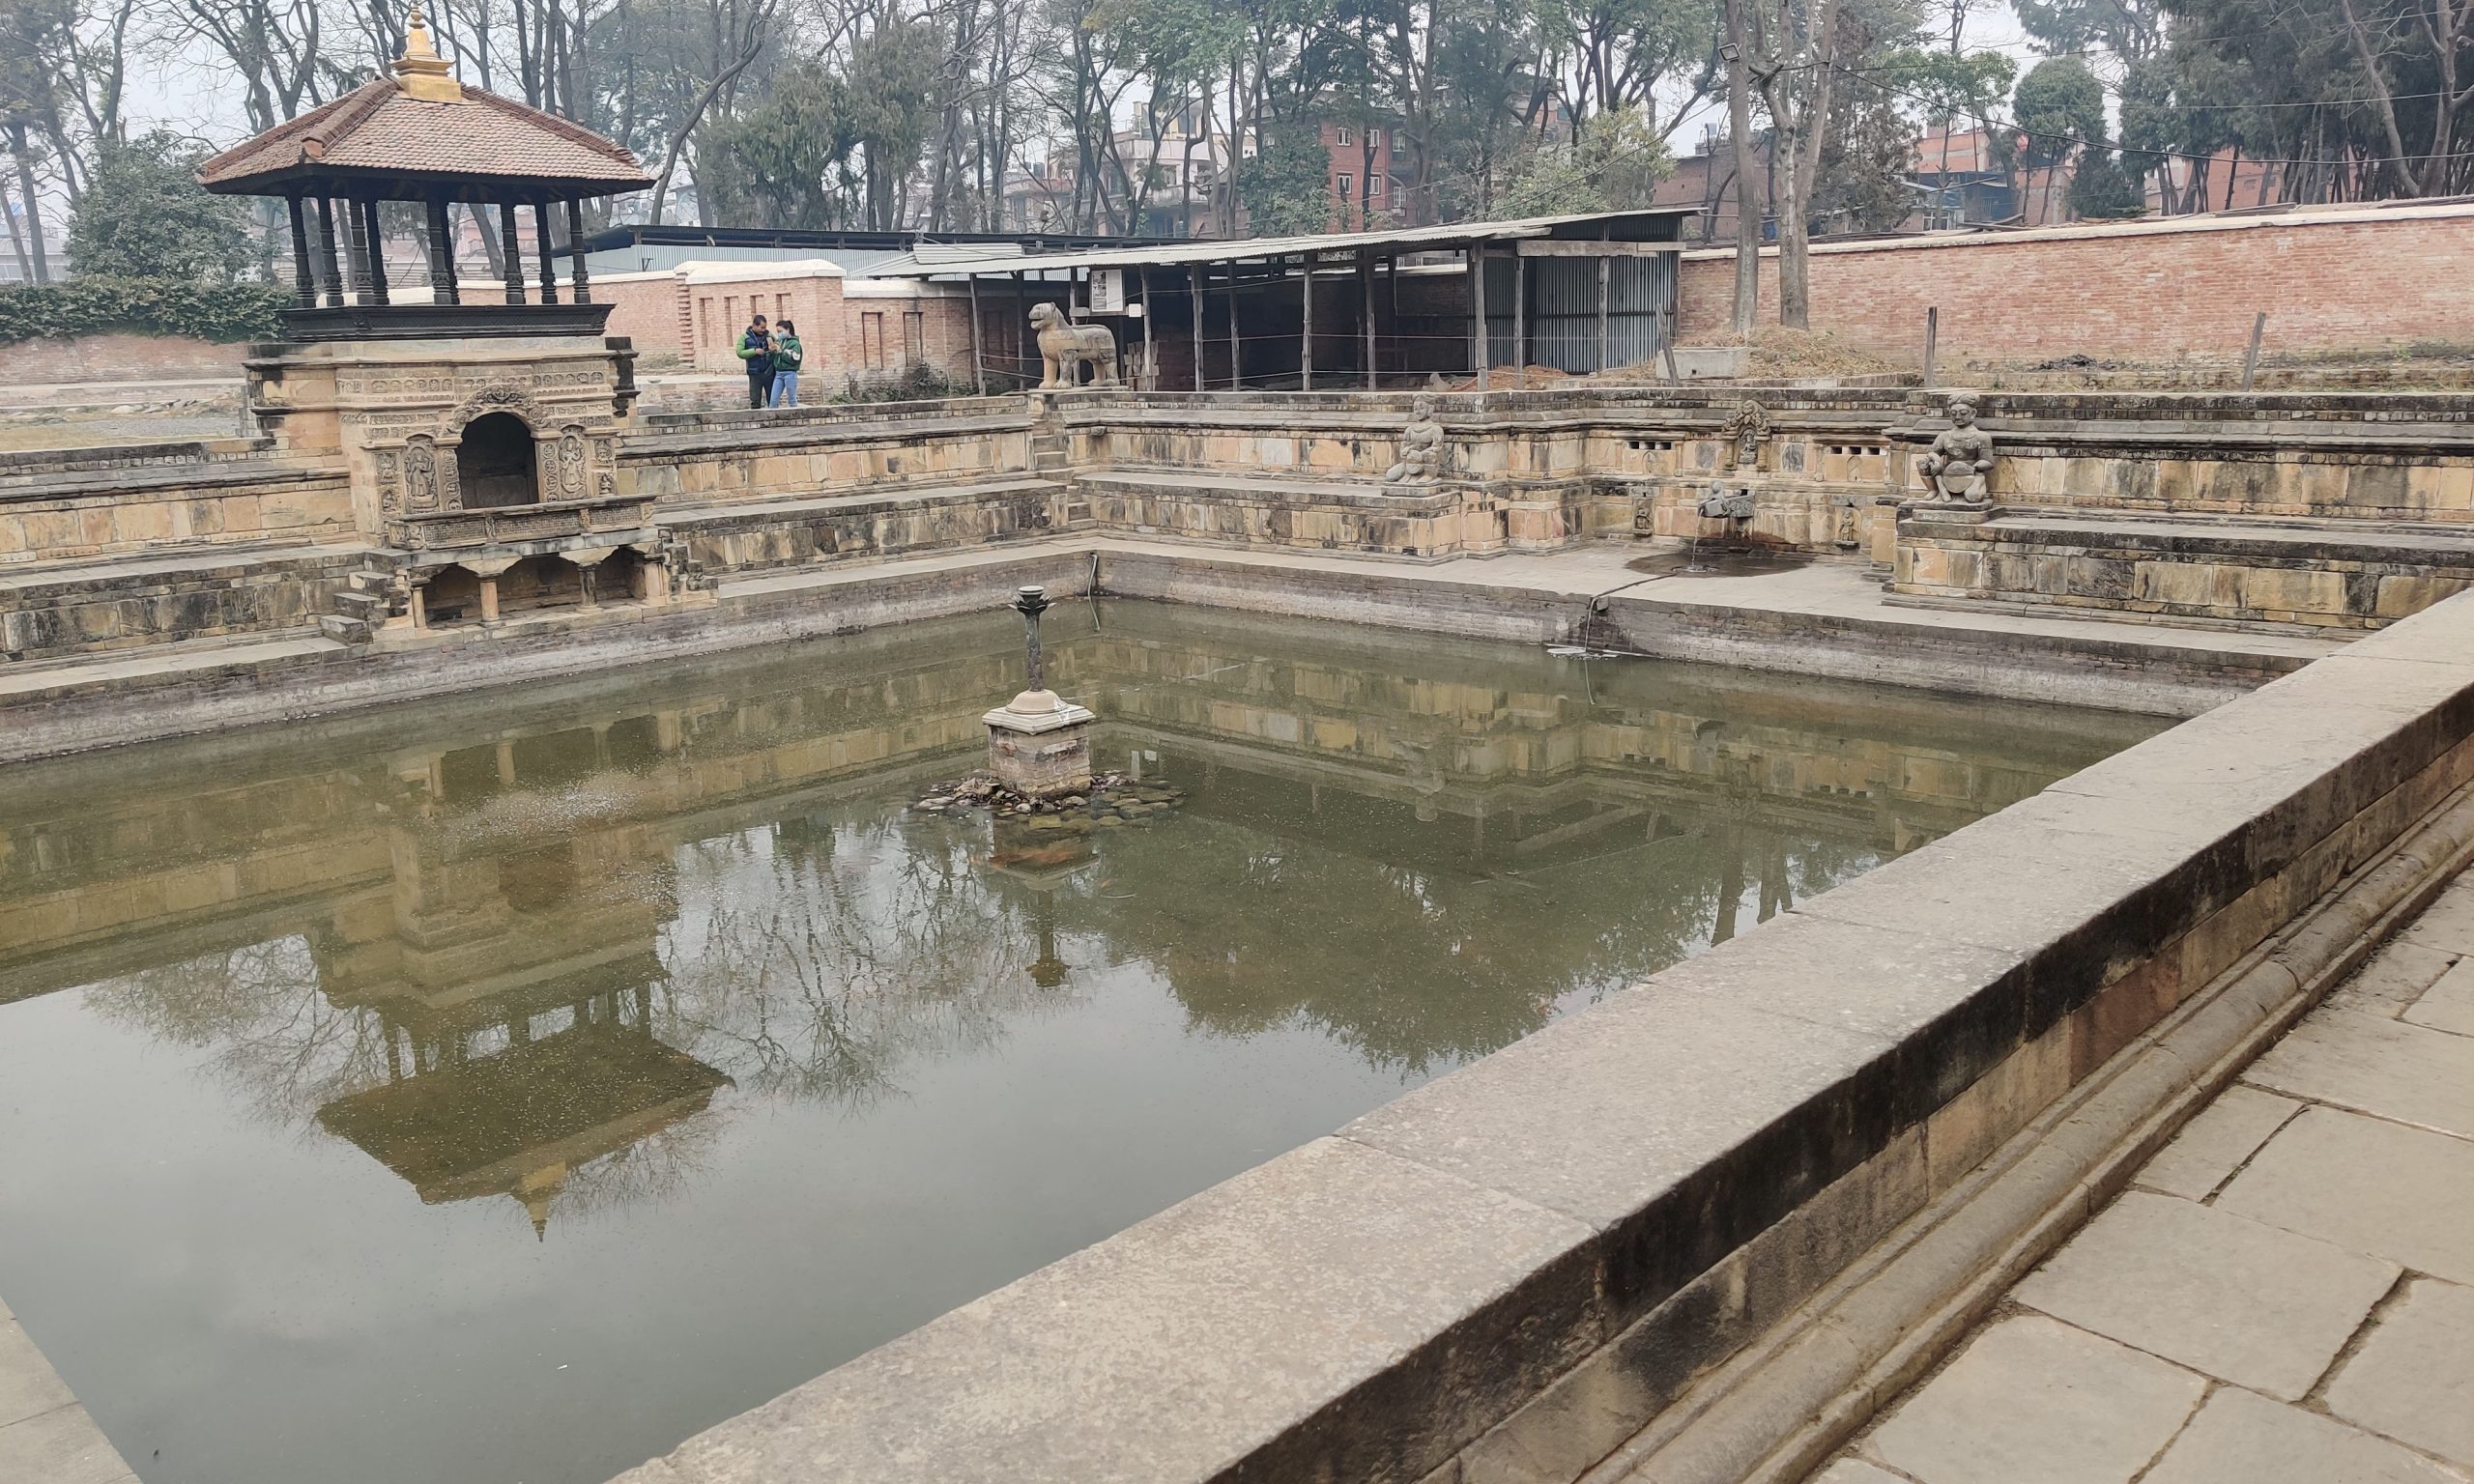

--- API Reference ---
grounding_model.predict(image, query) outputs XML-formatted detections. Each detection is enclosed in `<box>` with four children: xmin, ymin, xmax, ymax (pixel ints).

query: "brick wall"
<box><xmin>594</xmin><ymin>262</ymin><xmax>984</xmax><ymax>389</ymax></box>
<box><xmin>1675</xmin><ymin>202</ymin><xmax>2474</xmax><ymax>368</ymax></box>
<box><xmin>839</xmin><ymin>282</ymin><xmax>978</xmax><ymax>392</ymax></box>
<box><xmin>589</xmin><ymin>270</ymin><xmax>695</xmax><ymax>367</ymax></box>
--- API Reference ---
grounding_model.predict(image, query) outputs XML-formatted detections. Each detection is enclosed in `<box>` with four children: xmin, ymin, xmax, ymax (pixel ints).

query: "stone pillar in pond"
<box><xmin>984</xmin><ymin>585</ymin><xmax>1094</xmax><ymax>798</ymax></box>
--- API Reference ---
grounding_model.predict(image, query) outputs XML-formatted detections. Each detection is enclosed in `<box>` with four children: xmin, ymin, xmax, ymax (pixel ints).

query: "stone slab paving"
<box><xmin>1818</xmin><ymin>871</ymin><xmax>2474</xmax><ymax>1484</ymax></box>
<box><xmin>0</xmin><ymin>1296</ymin><xmax>138</xmax><ymax>1484</ymax></box>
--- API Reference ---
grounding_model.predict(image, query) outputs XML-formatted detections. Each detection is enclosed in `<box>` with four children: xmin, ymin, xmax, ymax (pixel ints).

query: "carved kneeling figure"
<box><xmin>1384</xmin><ymin>394</ymin><xmax>1448</xmax><ymax>482</ymax></box>
<box><xmin>1028</xmin><ymin>302</ymin><xmax>1119</xmax><ymax>388</ymax></box>
<box><xmin>1916</xmin><ymin>392</ymin><xmax>1995</xmax><ymax>502</ymax></box>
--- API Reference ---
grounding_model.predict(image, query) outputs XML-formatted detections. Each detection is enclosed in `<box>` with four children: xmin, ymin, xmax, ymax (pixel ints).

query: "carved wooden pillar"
<box><xmin>565</xmin><ymin>200</ymin><xmax>591</xmax><ymax>303</ymax></box>
<box><xmin>534</xmin><ymin>202</ymin><xmax>559</xmax><ymax>305</ymax></box>
<box><xmin>285</xmin><ymin>196</ymin><xmax>317</xmax><ymax>307</ymax></box>
<box><xmin>498</xmin><ymin>204</ymin><xmax>525</xmax><ymax>305</ymax></box>
<box><xmin>313</xmin><ymin>196</ymin><xmax>346</xmax><ymax>308</ymax></box>
<box><xmin>424</xmin><ymin>195</ymin><xmax>460</xmax><ymax>304</ymax></box>
<box><xmin>360</xmin><ymin>198</ymin><xmax>390</xmax><ymax>304</ymax></box>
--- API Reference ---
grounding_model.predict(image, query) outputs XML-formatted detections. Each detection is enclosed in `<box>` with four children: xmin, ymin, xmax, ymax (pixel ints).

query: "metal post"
<box><xmin>565</xmin><ymin>200</ymin><xmax>591</xmax><ymax>303</ymax></box>
<box><xmin>1923</xmin><ymin>305</ymin><xmax>1939</xmax><ymax>387</ymax></box>
<box><xmin>498</xmin><ymin>203</ymin><xmax>525</xmax><ymax>305</ymax></box>
<box><xmin>1137</xmin><ymin>264</ymin><xmax>1154</xmax><ymax>389</ymax></box>
<box><xmin>285</xmin><ymin>196</ymin><xmax>316</xmax><ymax>307</ymax></box>
<box><xmin>1013</xmin><ymin>585</ymin><xmax>1051</xmax><ymax>692</ymax></box>
<box><xmin>534</xmin><ymin>202</ymin><xmax>559</xmax><ymax>305</ymax></box>
<box><xmin>1012</xmin><ymin>271</ymin><xmax>1028</xmax><ymax>383</ymax></box>
<box><xmin>360</xmin><ymin>199</ymin><xmax>389</xmax><ymax>304</ymax></box>
<box><xmin>1223</xmin><ymin>259</ymin><xmax>1239</xmax><ymax>388</ymax></box>
<box><xmin>1360</xmin><ymin>250</ymin><xmax>1376</xmax><ymax>390</ymax></box>
<box><xmin>1191</xmin><ymin>263</ymin><xmax>1206</xmax><ymax>391</ymax></box>
<box><xmin>1470</xmin><ymin>244</ymin><xmax>1490</xmax><ymax>391</ymax></box>
<box><xmin>1299</xmin><ymin>253</ymin><xmax>1314</xmax><ymax>391</ymax></box>
<box><xmin>1596</xmin><ymin>255</ymin><xmax>1612</xmax><ymax>373</ymax></box>
<box><xmin>967</xmin><ymin>273</ymin><xmax>988</xmax><ymax>394</ymax></box>
<box><xmin>424</xmin><ymin>195</ymin><xmax>459</xmax><ymax>304</ymax></box>
<box><xmin>313</xmin><ymin>195</ymin><xmax>345</xmax><ymax>308</ymax></box>
<box><xmin>1511</xmin><ymin>249</ymin><xmax>1526</xmax><ymax>388</ymax></box>
<box><xmin>2241</xmin><ymin>311</ymin><xmax>2267</xmax><ymax>391</ymax></box>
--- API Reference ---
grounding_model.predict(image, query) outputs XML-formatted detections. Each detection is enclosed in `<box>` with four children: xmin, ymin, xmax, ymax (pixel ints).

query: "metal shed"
<box><xmin>859</xmin><ymin>208</ymin><xmax>1702</xmax><ymax>393</ymax></box>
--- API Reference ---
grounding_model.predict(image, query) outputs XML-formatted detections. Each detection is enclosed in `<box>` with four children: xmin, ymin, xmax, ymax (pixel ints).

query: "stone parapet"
<box><xmin>0</xmin><ymin>542</ymin><xmax>369</xmax><ymax>662</ymax></box>
<box><xmin>1895</xmin><ymin>511</ymin><xmax>2474</xmax><ymax>630</ymax></box>
<box><xmin>600</xmin><ymin>586</ymin><xmax>2474</xmax><ymax>1484</ymax></box>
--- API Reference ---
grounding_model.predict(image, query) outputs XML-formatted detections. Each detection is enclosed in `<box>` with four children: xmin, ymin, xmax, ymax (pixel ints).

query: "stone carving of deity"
<box><xmin>1384</xmin><ymin>394</ymin><xmax>1448</xmax><ymax>483</ymax></box>
<box><xmin>597</xmin><ymin>471</ymin><xmax>617</xmax><ymax>499</ymax></box>
<box><xmin>376</xmin><ymin>449</ymin><xmax>401</xmax><ymax>514</ymax></box>
<box><xmin>403</xmin><ymin>438</ymin><xmax>441</xmax><ymax>511</ymax></box>
<box><xmin>558</xmin><ymin>430</ymin><xmax>588</xmax><ymax>499</ymax></box>
<box><xmin>1719</xmin><ymin>398</ymin><xmax>1772</xmax><ymax>470</ymax></box>
<box><xmin>1917</xmin><ymin>393</ymin><xmax>1995</xmax><ymax>502</ymax></box>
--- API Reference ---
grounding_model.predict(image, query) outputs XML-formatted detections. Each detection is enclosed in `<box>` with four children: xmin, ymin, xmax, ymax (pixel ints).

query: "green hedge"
<box><xmin>0</xmin><ymin>278</ymin><xmax>291</xmax><ymax>346</ymax></box>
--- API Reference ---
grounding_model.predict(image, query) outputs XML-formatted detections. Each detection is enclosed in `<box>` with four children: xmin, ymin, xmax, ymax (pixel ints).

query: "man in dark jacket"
<box><xmin>735</xmin><ymin>314</ymin><xmax>773</xmax><ymax>409</ymax></box>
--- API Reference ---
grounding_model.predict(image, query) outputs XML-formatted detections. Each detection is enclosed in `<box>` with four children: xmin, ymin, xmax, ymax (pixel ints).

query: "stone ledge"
<box><xmin>656</xmin><ymin>476</ymin><xmax>1064</xmax><ymax>529</ymax></box>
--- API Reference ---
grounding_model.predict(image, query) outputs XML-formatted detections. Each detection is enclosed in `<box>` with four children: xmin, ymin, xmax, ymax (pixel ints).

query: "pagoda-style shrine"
<box><xmin>194</xmin><ymin>8</ymin><xmax>680</xmax><ymax>638</ymax></box>
<box><xmin>196</xmin><ymin>4</ymin><xmax>650</xmax><ymax>341</ymax></box>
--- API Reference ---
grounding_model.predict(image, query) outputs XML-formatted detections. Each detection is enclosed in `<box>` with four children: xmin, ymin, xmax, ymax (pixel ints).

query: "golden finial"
<box><xmin>394</xmin><ymin>2</ymin><xmax>465</xmax><ymax>102</ymax></box>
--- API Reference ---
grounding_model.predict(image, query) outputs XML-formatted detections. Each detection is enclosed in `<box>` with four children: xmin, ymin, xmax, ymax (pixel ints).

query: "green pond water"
<box><xmin>0</xmin><ymin>601</ymin><xmax>2166</xmax><ymax>1484</ymax></box>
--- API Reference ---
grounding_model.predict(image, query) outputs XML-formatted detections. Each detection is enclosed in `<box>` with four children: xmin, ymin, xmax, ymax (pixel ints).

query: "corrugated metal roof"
<box><xmin>861</xmin><ymin>208</ymin><xmax>1698</xmax><ymax>278</ymax></box>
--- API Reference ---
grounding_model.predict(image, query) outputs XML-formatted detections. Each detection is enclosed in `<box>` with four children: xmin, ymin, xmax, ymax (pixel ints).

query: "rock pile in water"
<box><xmin>907</xmin><ymin>772</ymin><xmax>1187</xmax><ymax>827</ymax></box>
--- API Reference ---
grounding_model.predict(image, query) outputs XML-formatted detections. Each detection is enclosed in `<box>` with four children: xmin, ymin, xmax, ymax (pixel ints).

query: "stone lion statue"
<box><xmin>1028</xmin><ymin>302</ymin><xmax>1119</xmax><ymax>389</ymax></box>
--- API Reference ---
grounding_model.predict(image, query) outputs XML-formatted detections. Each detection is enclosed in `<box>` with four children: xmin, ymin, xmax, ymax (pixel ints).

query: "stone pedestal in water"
<box><xmin>984</xmin><ymin>585</ymin><xmax>1093</xmax><ymax>798</ymax></box>
<box><xmin>984</xmin><ymin>689</ymin><xmax>1095</xmax><ymax>798</ymax></box>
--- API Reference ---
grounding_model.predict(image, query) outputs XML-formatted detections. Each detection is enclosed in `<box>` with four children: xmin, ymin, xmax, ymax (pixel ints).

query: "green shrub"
<box><xmin>0</xmin><ymin>278</ymin><xmax>292</xmax><ymax>346</ymax></box>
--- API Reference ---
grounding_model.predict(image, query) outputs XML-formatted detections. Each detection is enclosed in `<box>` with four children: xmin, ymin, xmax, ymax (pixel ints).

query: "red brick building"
<box><xmin>1314</xmin><ymin>119</ymin><xmax>1398</xmax><ymax>232</ymax></box>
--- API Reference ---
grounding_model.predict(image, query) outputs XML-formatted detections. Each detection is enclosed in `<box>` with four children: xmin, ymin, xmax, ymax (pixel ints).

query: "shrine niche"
<box><xmin>198</xmin><ymin>5</ymin><xmax>687</xmax><ymax>638</ymax></box>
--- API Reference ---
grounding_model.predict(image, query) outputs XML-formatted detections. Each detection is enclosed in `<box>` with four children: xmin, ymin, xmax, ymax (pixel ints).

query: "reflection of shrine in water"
<box><xmin>308</xmin><ymin>725</ymin><xmax>733</xmax><ymax>1238</ymax></box>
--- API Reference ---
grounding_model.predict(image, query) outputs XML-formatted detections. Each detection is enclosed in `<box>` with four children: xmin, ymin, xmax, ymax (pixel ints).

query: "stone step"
<box><xmin>317</xmin><ymin>614</ymin><xmax>373</xmax><ymax>644</ymax></box>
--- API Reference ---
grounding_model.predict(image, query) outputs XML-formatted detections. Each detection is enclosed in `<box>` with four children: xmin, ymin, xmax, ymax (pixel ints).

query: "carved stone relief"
<box><xmin>1718</xmin><ymin>399</ymin><xmax>1773</xmax><ymax>470</ymax></box>
<box><xmin>558</xmin><ymin>427</ymin><xmax>588</xmax><ymax>499</ymax></box>
<box><xmin>404</xmin><ymin>437</ymin><xmax>444</xmax><ymax>512</ymax></box>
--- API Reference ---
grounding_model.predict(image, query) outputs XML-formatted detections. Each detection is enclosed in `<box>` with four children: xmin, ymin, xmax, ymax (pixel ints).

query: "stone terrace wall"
<box><xmin>1676</xmin><ymin>202</ymin><xmax>2474</xmax><ymax>368</ymax></box>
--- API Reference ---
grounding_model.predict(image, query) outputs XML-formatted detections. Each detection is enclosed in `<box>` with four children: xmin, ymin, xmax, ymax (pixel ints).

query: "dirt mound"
<box><xmin>1589</xmin><ymin>323</ymin><xmax>1910</xmax><ymax>385</ymax></box>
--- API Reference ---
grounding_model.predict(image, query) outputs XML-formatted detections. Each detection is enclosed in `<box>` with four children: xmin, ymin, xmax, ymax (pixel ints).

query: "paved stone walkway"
<box><xmin>1816</xmin><ymin>870</ymin><xmax>2474</xmax><ymax>1484</ymax></box>
<box><xmin>0</xmin><ymin>1289</ymin><xmax>137</xmax><ymax>1484</ymax></box>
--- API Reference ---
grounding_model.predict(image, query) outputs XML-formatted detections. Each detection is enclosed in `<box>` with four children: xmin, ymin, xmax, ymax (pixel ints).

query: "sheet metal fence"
<box><xmin>1484</xmin><ymin>253</ymin><xmax>1674</xmax><ymax>374</ymax></box>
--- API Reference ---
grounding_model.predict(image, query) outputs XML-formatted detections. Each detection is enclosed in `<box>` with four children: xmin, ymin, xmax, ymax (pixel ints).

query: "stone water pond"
<box><xmin>0</xmin><ymin>601</ymin><xmax>2167</xmax><ymax>1484</ymax></box>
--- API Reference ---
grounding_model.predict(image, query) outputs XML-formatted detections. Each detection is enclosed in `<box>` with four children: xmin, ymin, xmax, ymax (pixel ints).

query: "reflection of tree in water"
<box><xmin>546</xmin><ymin>1114</ymin><xmax>727</xmax><ymax>1219</ymax></box>
<box><xmin>1062</xmin><ymin>799</ymin><xmax>1884</xmax><ymax>1079</ymax></box>
<box><xmin>84</xmin><ymin>937</ymin><xmax>395</xmax><ymax>1129</ymax></box>
<box><xmin>651</xmin><ymin>813</ymin><xmax>1071</xmax><ymax>1108</ymax></box>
